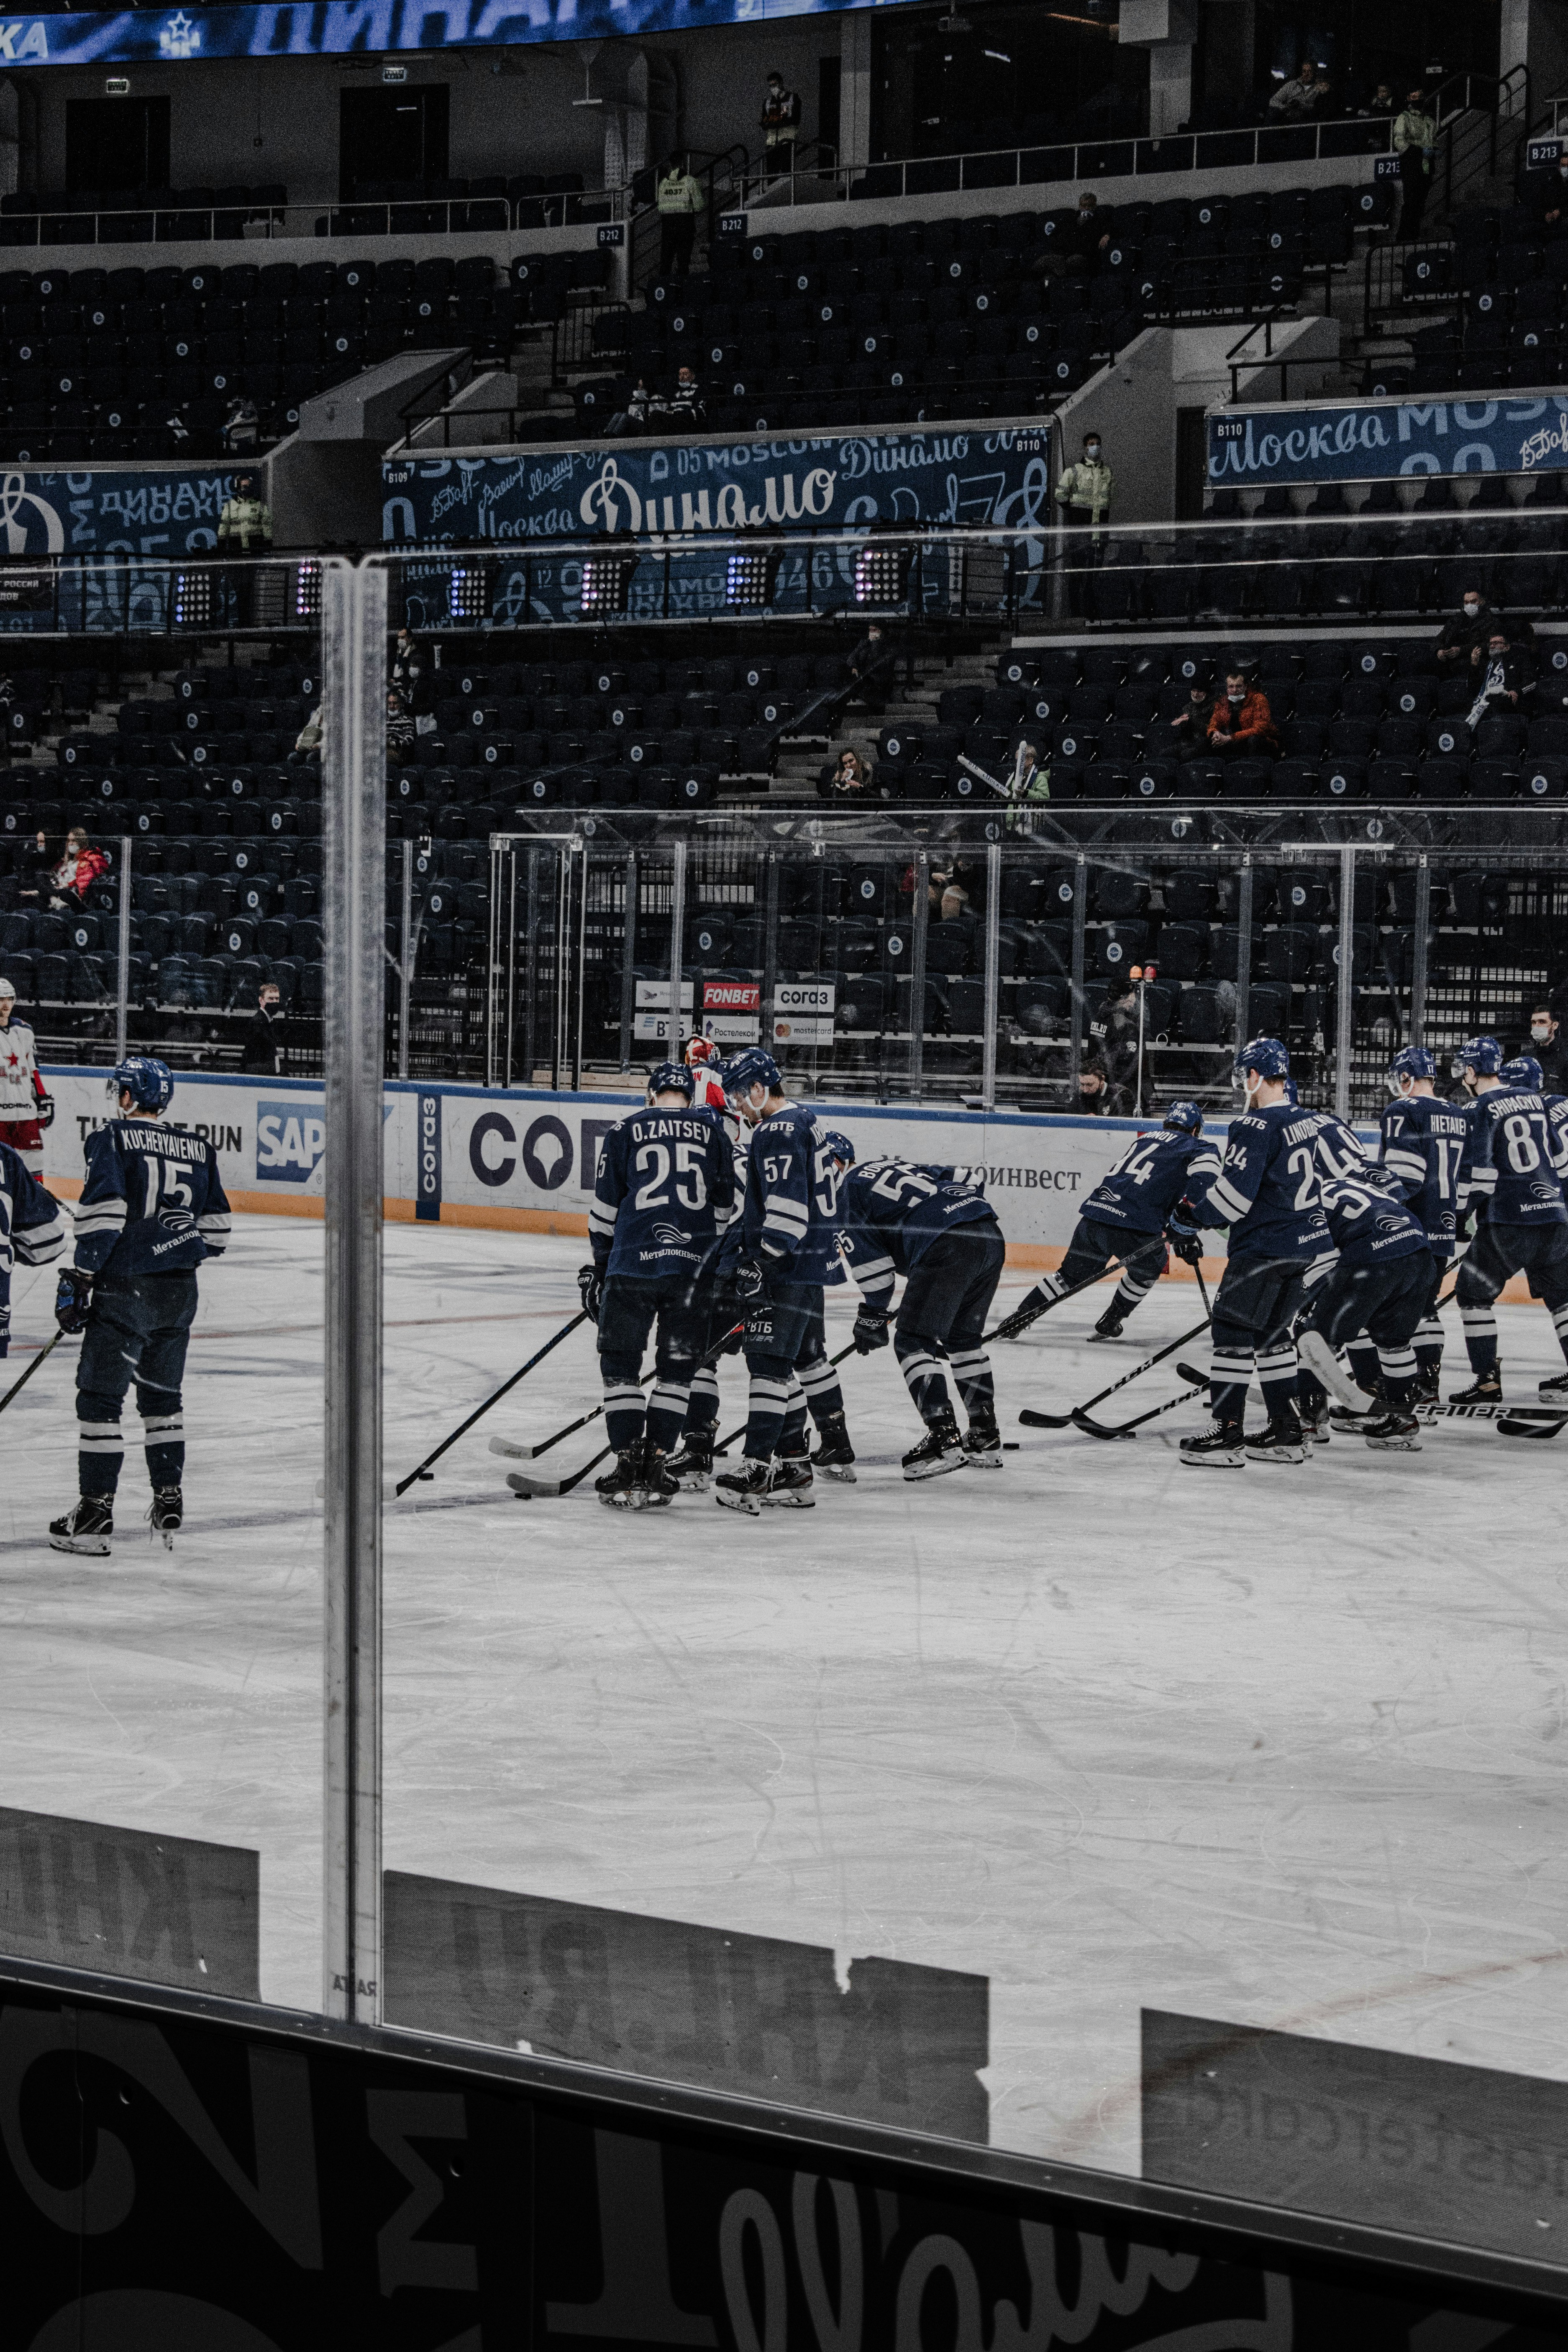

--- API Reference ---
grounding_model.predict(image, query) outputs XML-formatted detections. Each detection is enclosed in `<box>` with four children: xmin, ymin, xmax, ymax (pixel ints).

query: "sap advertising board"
<box><xmin>0</xmin><ymin>0</ymin><xmax>910</xmax><ymax>73</ymax></box>
<box><xmin>1208</xmin><ymin>393</ymin><xmax>1568</xmax><ymax>487</ymax></box>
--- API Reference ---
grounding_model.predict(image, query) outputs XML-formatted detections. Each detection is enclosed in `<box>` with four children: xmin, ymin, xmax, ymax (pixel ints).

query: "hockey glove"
<box><xmin>733</xmin><ymin>1257</ymin><xmax>767</xmax><ymax>1303</ymax></box>
<box><xmin>853</xmin><ymin>1306</ymin><xmax>893</xmax><ymax>1354</ymax></box>
<box><xmin>577</xmin><ymin>1263</ymin><xmax>603</xmax><ymax>1324</ymax></box>
<box><xmin>1166</xmin><ymin>1207</ymin><xmax>1204</xmax><ymax>1266</ymax></box>
<box><xmin>54</xmin><ymin>1267</ymin><xmax>94</xmax><ymax>1334</ymax></box>
<box><xmin>34</xmin><ymin>1092</ymin><xmax>53</xmax><ymax>1130</ymax></box>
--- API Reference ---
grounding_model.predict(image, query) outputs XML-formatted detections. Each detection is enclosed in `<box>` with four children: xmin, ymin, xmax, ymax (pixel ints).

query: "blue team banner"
<box><xmin>0</xmin><ymin>0</ymin><xmax>893</xmax><ymax>72</ymax></box>
<box><xmin>1208</xmin><ymin>394</ymin><xmax>1568</xmax><ymax>487</ymax></box>
<box><xmin>0</xmin><ymin>465</ymin><xmax>254</xmax><ymax>629</ymax></box>
<box><xmin>382</xmin><ymin>426</ymin><xmax>1055</xmax><ymax>544</ymax></box>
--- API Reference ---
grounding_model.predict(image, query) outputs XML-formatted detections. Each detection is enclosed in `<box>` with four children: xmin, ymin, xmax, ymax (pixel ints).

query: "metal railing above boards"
<box><xmin>473</xmin><ymin>824</ymin><xmax>1568</xmax><ymax>1122</ymax></box>
<box><xmin>0</xmin><ymin>190</ymin><xmax>616</xmax><ymax>249</ymax></box>
<box><xmin>712</xmin><ymin>120</ymin><xmax>1399</xmax><ymax>214</ymax></box>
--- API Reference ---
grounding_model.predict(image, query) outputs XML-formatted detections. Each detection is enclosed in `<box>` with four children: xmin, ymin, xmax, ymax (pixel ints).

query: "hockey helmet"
<box><xmin>1163</xmin><ymin>1099</ymin><xmax>1203</xmax><ymax>1135</ymax></box>
<box><xmin>723</xmin><ymin>1047</ymin><xmax>782</xmax><ymax>1099</ymax></box>
<box><xmin>1500</xmin><ymin>1056</ymin><xmax>1544</xmax><ymax>1091</ymax></box>
<box><xmin>1233</xmin><ymin>1035</ymin><xmax>1290</xmax><ymax>1086</ymax></box>
<box><xmin>684</xmin><ymin>1035</ymin><xmax>718</xmax><ymax>1066</ymax></box>
<box><xmin>110</xmin><ymin>1056</ymin><xmax>174</xmax><ymax>1113</ymax></box>
<box><xmin>1389</xmin><ymin>1045</ymin><xmax>1438</xmax><ymax>1084</ymax></box>
<box><xmin>1457</xmin><ymin>1034</ymin><xmax>1504</xmax><ymax>1076</ymax></box>
<box><xmin>822</xmin><ymin>1129</ymin><xmax>856</xmax><ymax>1166</ymax></box>
<box><xmin>647</xmin><ymin>1060</ymin><xmax>694</xmax><ymax>1099</ymax></box>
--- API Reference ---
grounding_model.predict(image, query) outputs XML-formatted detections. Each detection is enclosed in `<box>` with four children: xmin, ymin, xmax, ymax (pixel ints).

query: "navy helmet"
<box><xmin>1234</xmin><ymin>1035</ymin><xmax>1290</xmax><ymax>1085</ymax></box>
<box><xmin>647</xmin><ymin>1060</ymin><xmax>694</xmax><ymax>1099</ymax></box>
<box><xmin>1500</xmin><ymin>1055</ymin><xmax>1544</xmax><ymax>1091</ymax></box>
<box><xmin>724</xmin><ymin>1047</ymin><xmax>782</xmax><ymax>1098</ymax></box>
<box><xmin>822</xmin><ymin>1129</ymin><xmax>856</xmax><ymax>1165</ymax></box>
<box><xmin>1163</xmin><ymin>1099</ymin><xmax>1203</xmax><ymax>1135</ymax></box>
<box><xmin>1458</xmin><ymin>1034</ymin><xmax>1504</xmax><ymax>1076</ymax></box>
<box><xmin>110</xmin><ymin>1056</ymin><xmax>174</xmax><ymax>1113</ymax></box>
<box><xmin>1389</xmin><ymin>1045</ymin><xmax>1438</xmax><ymax>1084</ymax></box>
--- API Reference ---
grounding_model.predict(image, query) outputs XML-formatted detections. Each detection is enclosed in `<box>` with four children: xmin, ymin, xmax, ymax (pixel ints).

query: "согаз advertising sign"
<box><xmin>1208</xmin><ymin>395</ymin><xmax>1568</xmax><ymax>487</ymax></box>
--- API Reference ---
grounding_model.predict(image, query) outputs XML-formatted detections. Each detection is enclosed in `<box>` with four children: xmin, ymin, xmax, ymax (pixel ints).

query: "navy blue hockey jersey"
<box><xmin>838</xmin><ymin>1161</ymin><xmax>994</xmax><ymax>1305</ymax></box>
<box><xmin>0</xmin><ymin>1137</ymin><xmax>65</xmax><ymax>1301</ymax></box>
<box><xmin>73</xmin><ymin>1117</ymin><xmax>230</xmax><ymax>1276</ymax></box>
<box><xmin>1317</xmin><ymin>1168</ymin><xmax>1432</xmax><ymax>1266</ymax></box>
<box><xmin>1462</xmin><ymin>1086</ymin><xmax>1568</xmax><ymax>1228</ymax></box>
<box><xmin>1082</xmin><ymin>1128</ymin><xmax>1221</xmax><ymax>1235</ymax></box>
<box><xmin>737</xmin><ymin>1102</ymin><xmax>841</xmax><ymax>1286</ymax></box>
<box><xmin>590</xmin><ymin>1104</ymin><xmax>735</xmax><ymax>1278</ymax></box>
<box><xmin>1194</xmin><ymin>1103</ymin><xmax>1337</xmax><ymax>1260</ymax></box>
<box><xmin>1378</xmin><ymin>1092</ymin><xmax>1470</xmax><ymax>1258</ymax></box>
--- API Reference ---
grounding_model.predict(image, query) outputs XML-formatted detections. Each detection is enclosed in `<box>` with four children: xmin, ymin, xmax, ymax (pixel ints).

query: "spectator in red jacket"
<box><xmin>1207</xmin><ymin>671</ymin><xmax>1279</xmax><ymax>761</ymax></box>
<box><xmin>49</xmin><ymin>828</ymin><xmax>110</xmax><ymax>906</ymax></box>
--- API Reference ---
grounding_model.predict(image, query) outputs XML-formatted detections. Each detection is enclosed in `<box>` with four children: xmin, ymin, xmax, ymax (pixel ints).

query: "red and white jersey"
<box><xmin>692</xmin><ymin>1063</ymin><xmax>745</xmax><ymax>1163</ymax></box>
<box><xmin>0</xmin><ymin>1016</ymin><xmax>41</xmax><ymax>1120</ymax></box>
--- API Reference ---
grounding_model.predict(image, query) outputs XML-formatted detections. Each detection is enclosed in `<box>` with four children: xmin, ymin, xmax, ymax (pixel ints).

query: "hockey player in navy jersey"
<box><xmin>1451</xmin><ymin>1035</ymin><xmax>1568</xmax><ymax>1402</ymax></box>
<box><xmin>830</xmin><ymin>1138</ymin><xmax>1005</xmax><ymax>1478</ymax></box>
<box><xmin>1294</xmin><ymin>1163</ymin><xmax>1437</xmax><ymax>1451</ymax></box>
<box><xmin>714</xmin><ymin>1048</ymin><xmax>849</xmax><ymax>1514</ymax></box>
<box><xmin>583</xmin><ymin>1060</ymin><xmax>735</xmax><ymax>1508</ymax></box>
<box><xmin>1181</xmin><ymin>1038</ymin><xmax>1336</xmax><ymax>1467</ymax></box>
<box><xmin>50</xmin><ymin>1057</ymin><xmax>230</xmax><ymax>1555</ymax></box>
<box><xmin>1377</xmin><ymin>1044</ymin><xmax>1470</xmax><ymax>1412</ymax></box>
<box><xmin>996</xmin><ymin>1102</ymin><xmax>1220</xmax><ymax>1343</ymax></box>
<box><xmin>664</xmin><ymin>1042</ymin><xmax>749</xmax><ymax>1489</ymax></box>
<box><xmin>0</xmin><ymin>1132</ymin><xmax>65</xmax><ymax>1360</ymax></box>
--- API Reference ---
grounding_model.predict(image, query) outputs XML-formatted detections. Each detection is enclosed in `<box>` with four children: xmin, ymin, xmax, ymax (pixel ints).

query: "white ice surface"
<box><xmin>1</xmin><ymin>1214</ymin><xmax>1565</xmax><ymax>2178</ymax></box>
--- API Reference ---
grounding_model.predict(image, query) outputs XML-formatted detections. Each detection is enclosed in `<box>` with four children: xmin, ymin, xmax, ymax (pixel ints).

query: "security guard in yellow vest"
<box><xmin>656</xmin><ymin>157</ymin><xmax>704</xmax><ymax>280</ymax></box>
<box><xmin>216</xmin><ymin>473</ymin><xmax>272</xmax><ymax>625</ymax></box>
<box><xmin>1053</xmin><ymin>430</ymin><xmax>1113</xmax><ymax>615</ymax></box>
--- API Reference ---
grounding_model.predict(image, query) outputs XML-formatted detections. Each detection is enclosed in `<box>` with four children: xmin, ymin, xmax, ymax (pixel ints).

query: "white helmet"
<box><xmin>0</xmin><ymin>977</ymin><xmax>14</xmax><ymax>1002</ymax></box>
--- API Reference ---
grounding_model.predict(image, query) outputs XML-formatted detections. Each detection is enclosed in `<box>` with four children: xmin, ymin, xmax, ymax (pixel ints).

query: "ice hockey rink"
<box><xmin>1</xmin><ymin>1208</ymin><xmax>1564</xmax><ymax>2177</ymax></box>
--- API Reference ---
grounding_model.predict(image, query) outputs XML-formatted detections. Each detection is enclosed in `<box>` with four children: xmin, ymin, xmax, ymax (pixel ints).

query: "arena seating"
<box><xmin>575</xmin><ymin>179</ymin><xmax>1391</xmax><ymax>433</ymax></box>
<box><xmin>0</xmin><ymin>248</ymin><xmax>611</xmax><ymax>459</ymax></box>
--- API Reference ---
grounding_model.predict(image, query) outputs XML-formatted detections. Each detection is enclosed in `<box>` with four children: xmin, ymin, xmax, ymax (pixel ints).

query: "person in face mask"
<box><xmin>1527</xmin><ymin>151</ymin><xmax>1568</xmax><ymax>233</ymax></box>
<box><xmin>1466</xmin><ymin>625</ymin><xmax>1535</xmax><ymax>731</ymax></box>
<box><xmin>1525</xmin><ymin>1005</ymin><xmax>1568</xmax><ymax>1092</ymax></box>
<box><xmin>1207</xmin><ymin>667</ymin><xmax>1279</xmax><ymax>760</ymax></box>
<box><xmin>1054</xmin><ymin>431</ymin><xmax>1113</xmax><ymax>611</ymax></box>
<box><xmin>1435</xmin><ymin>585</ymin><xmax>1494</xmax><ymax>671</ymax></box>
<box><xmin>1392</xmin><ymin>87</ymin><xmax>1437</xmax><ymax>241</ymax></box>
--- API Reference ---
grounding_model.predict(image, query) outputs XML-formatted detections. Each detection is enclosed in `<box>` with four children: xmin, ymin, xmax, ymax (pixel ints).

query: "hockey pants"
<box><xmin>893</xmin><ymin>1222</ymin><xmax>1006</xmax><ymax>1427</ymax></box>
<box><xmin>1208</xmin><ymin>1254</ymin><xmax>1312</xmax><ymax>1428</ymax></box>
<box><xmin>1455</xmin><ymin>1222</ymin><xmax>1568</xmax><ymax>1376</ymax></box>
<box><xmin>597</xmin><ymin>1273</ymin><xmax>703</xmax><ymax>1454</ymax></box>
<box><xmin>1297</xmin><ymin>1250</ymin><xmax>1435</xmax><ymax>1407</ymax></box>
<box><xmin>76</xmin><ymin>1270</ymin><xmax>198</xmax><ymax>1499</ymax></box>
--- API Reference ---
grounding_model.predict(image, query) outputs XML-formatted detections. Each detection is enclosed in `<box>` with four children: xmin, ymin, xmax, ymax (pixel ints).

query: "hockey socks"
<box><xmin>797</xmin><ymin>1350</ymin><xmax>845</xmax><ymax>1430</ymax></box>
<box><xmin>682</xmin><ymin>1363</ymin><xmax>722</xmax><ymax>1437</ymax></box>
<box><xmin>601</xmin><ymin>1379</ymin><xmax>646</xmax><ymax>1454</ymax></box>
<box><xmin>645</xmin><ymin>1378</ymin><xmax>692</xmax><ymax>1455</ymax></box>
<box><xmin>895</xmin><ymin>1331</ymin><xmax>951</xmax><ymax>1425</ymax></box>
<box><xmin>1375</xmin><ymin>1344</ymin><xmax>1418</xmax><ymax>1407</ymax></box>
<box><xmin>1460</xmin><ymin>1303</ymin><xmax>1499</xmax><ymax>1376</ymax></box>
<box><xmin>949</xmin><ymin>1344</ymin><xmax>996</xmax><ymax>1423</ymax></box>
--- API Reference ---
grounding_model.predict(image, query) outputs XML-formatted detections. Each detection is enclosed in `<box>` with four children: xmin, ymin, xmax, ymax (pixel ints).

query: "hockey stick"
<box><xmin>490</xmin><ymin>1317</ymin><xmax>747</xmax><ymax>1464</ymax></box>
<box><xmin>1071</xmin><ymin>1363</ymin><xmax>1209</xmax><ymax>1440</ymax></box>
<box><xmin>1496</xmin><ymin>1410</ymin><xmax>1568</xmax><ymax>1439</ymax></box>
<box><xmin>0</xmin><ymin>1327</ymin><xmax>65</xmax><ymax>1417</ymax></box>
<box><xmin>395</xmin><ymin>1309</ymin><xmax>590</xmax><ymax>1496</ymax></box>
<box><xmin>504</xmin><ymin>1318</ymin><xmax>751</xmax><ymax>1498</ymax></box>
<box><xmin>1019</xmin><ymin>1314</ymin><xmax>1212</xmax><ymax>1429</ymax></box>
<box><xmin>1435</xmin><ymin>1399</ymin><xmax>1568</xmax><ymax>1427</ymax></box>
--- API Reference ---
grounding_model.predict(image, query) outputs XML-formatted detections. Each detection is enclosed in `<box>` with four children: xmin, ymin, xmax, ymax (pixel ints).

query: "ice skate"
<box><xmin>594</xmin><ymin>1448</ymin><xmax>647</xmax><ymax>1509</ymax></box>
<box><xmin>1450</xmin><ymin>1371</ymin><xmax>1502</xmax><ymax>1405</ymax></box>
<box><xmin>763</xmin><ymin>1455</ymin><xmax>815</xmax><ymax>1508</ymax></box>
<box><xmin>1179</xmin><ymin>1421</ymin><xmax>1246</xmax><ymax>1468</ymax></box>
<box><xmin>148</xmin><ymin>1487</ymin><xmax>182</xmax><ymax>1549</ymax></box>
<box><xmin>1296</xmin><ymin>1395</ymin><xmax>1332</xmax><ymax>1447</ymax></box>
<box><xmin>1245</xmin><ymin>1413</ymin><xmax>1308</xmax><ymax>1465</ymax></box>
<box><xmin>640</xmin><ymin>1442</ymin><xmax>677</xmax><ymax>1509</ymax></box>
<box><xmin>1363</xmin><ymin>1409</ymin><xmax>1422</xmax><ymax>1451</ymax></box>
<box><xmin>809</xmin><ymin>1411</ymin><xmax>857</xmax><ymax>1482</ymax></box>
<box><xmin>49</xmin><ymin>1496</ymin><xmax>113</xmax><ymax>1556</ymax></box>
<box><xmin>1089</xmin><ymin>1305</ymin><xmax>1125</xmax><ymax>1343</ymax></box>
<box><xmin>714</xmin><ymin>1458</ymin><xmax>770</xmax><ymax>1516</ymax></box>
<box><xmin>1539</xmin><ymin>1370</ymin><xmax>1568</xmax><ymax>1401</ymax></box>
<box><xmin>1412</xmin><ymin>1368</ymin><xmax>1442</xmax><ymax>1422</ymax></box>
<box><xmin>961</xmin><ymin>1412</ymin><xmax>1003</xmax><ymax>1468</ymax></box>
<box><xmin>665</xmin><ymin>1432</ymin><xmax>715</xmax><ymax>1489</ymax></box>
<box><xmin>902</xmin><ymin>1415</ymin><xmax>966</xmax><ymax>1481</ymax></box>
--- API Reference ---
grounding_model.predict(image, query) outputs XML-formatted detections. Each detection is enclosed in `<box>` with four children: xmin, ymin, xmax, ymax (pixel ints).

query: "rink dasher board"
<box><xmin>34</xmin><ymin>1067</ymin><xmax>1542</xmax><ymax>1300</ymax></box>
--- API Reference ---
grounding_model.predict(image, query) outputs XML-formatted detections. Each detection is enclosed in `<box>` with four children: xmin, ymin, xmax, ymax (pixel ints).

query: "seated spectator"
<box><xmin>1074</xmin><ymin>1058</ymin><xmax>1131</xmax><ymax>1116</ymax></box>
<box><xmin>821</xmin><ymin>746</ymin><xmax>874</xmax><ymax>797</ymax></box>
<box><xmin>1436</xmin><ymin>587</ymin><xmax>1494</xmax><ymax>672</ymax></box>
<box><xmin>1525</xmin><ymin>152</ymin><xmax>1568</xmax><ymax>232</ymax></box>
<box><xmin>1207</xmin><ymin>669</ymin><xmax>1279</xmax><ymax>760</ymax></box>
<box><xmin>15</xmin><ymin>828</ymin><xmax>51</xmax><ymax>902</ymax></box>
<box><xmin>1270</xmin><ymin>59</ymin><xmax>1332</xmax><ymax>120</ymax></box>
<box><xmin>386</xmin><ymin>687</ymin><xmax>416</xmax><ymax>766</ymax></box>
<box><xmin>665</xmin><ymin>364</ymin><xmax>705</xmax><ymax>428</ymax></box>
<box><xmin>1168</xmin><ymin>679</ymin><xmax>1215</xmax><ymax>761</ymax></box>
<box><xmin>292</xmin><ymin>705</ymin><xmax>323</xmax><ymax>766</ymax></box>
<box><xmin>391</xmin><ymin>625</ymin><xmax>432</xmax><ymax>717</ymax></box>
<box><xmin>1359</xmin><ymin>81</ymin><xmax>1396</xmax><ymax>116</ymax></box>
<box><xmin>930</xmin><ymin>862</ymin><xmax>973</xmax><ymax>922</ymax></box>
<box><xmin>222</xmin><ymin>395</ymin><xmax>260</xmax><ymax>456</ymax></box>
<box><xmin>49</xmin><ymin>827</ymin><xmax>108</xmax><ymax>906</ymax></box>
<box><xmin>1467</xmin><ymin>625</ymin><xmax>1534</xmax><ymax>730</ymax></box>
<box><xmin>1525</xmin><ymin>1004</ymin><xmax>1568</xmax><ymax>1092</ymax></box>
<box><xmin>1044</xmin><ymin>191</ymin><xmax>1110</xmax><ymax>279</ymax></box>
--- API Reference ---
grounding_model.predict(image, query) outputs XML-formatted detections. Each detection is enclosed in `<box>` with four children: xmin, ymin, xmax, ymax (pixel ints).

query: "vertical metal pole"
<box><xmin>1335</xmin><ymin>843</ymin><xmax>1356</xmax><ymax>1120</ymax></box>
<box><xmin>1234</xmin><ymin>856</ymin><xmax>1253</xmax><ymax>1050</ymax></box>
<box><xmin>761</xmin><ymin>853</ymin><xmax>780</xmax><ymax>1053</ymax></box>
<box><xmin>485</xmin><ymin>836</ymin><xmax>502</xmax><ymax>1088</ymax></box>
<box><xmin>321</xmin><ymin>557</ymin><xmax>386</xmax><ymax>2028</ymax></box>
<box><xmin>667</xmin><ymin>836</ymin><xmax>687</xmax><ymax>1057</ymax></box>
<box><xmin>981</xmin><ymin>839</ymin><xmax>1001</xmax><ymax>1111</ymax></box>
<box><xmin>114</xmin><ymin>834</ymin><xmax>132</xmax><ymax>1067</ymax></box>
<box><xmin>1068</xmin><ymin>854</ymin><xmax>1086</xmax><ymax>1097</ymax></box>
<box><xmin>572</xmin><ymin>845</ymin><xmax>586</xmax><ymax>1092</ymax></box>
<box><xmin>522</xmin><ymin>848</ymin><xmax>538</xmax><ymax>1087</ymax></box>
<box><xmin>619</xmin><ymin>848</ymin><xmax>637</xmax><ymax>1071</ymax></box>
<box><xmin>397</xmin><ymin>837</ymin><xmax>412</xmax><ymax>1082</ymax></box>
<box><xmin>1411</xmin><ymin>857</ymin><xmax>1431</xmax><ymax>1048</ymax></box>
<box><xmin>908</xmin><ymin>848</ymin><xmax>929</xmax><ymax>1102</ymax></box>
<box><xmin>552</xmin><ymin>849</ymin><xmax>567</xmax><ymax>1091</ymax></box>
